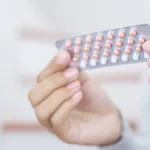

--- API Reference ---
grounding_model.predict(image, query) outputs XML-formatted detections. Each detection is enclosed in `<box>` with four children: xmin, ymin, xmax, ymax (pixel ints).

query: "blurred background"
<box><xmin>0</xmin><ymin>0</ymin><xmax>150</xmax><ymax>149</ymax></box>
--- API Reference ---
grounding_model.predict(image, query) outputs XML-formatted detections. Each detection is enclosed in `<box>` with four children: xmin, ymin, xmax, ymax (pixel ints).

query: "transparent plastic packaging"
<box><xmin>55</xmin><ymin>24</ymin><xmax>150</xmax><ymax>70</ymax></box>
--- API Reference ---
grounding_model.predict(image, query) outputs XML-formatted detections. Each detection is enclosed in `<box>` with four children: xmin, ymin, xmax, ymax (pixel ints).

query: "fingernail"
<box><xmin>67</xmin><ymin>81</ymin><xmax>81</xmax><ymax>93</ymax></box>
<box><xmin>56</xmin><ymin>51</ymin><xmax>69</xmax><ymax>64</ymax></box>
<box><xmin>64</xmin><ymin>68</ymin><xmax>79</xmax><ymax>78</ymax></box>
<box><xmin>72</xmin><ymin>91</ymin><xmax>82</xmax><ymax>101</ymax></box>
<box><xmin>142</xmin><ymin>41</ymin><xmax>150</xmax><ymax>53</ymax></box>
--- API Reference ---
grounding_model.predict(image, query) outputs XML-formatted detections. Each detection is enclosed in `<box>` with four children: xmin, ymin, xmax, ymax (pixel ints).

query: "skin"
<box><xmin>28</xmin><ymin>41</ymin><xmax>150</xmax><ymax>146</ymax></box>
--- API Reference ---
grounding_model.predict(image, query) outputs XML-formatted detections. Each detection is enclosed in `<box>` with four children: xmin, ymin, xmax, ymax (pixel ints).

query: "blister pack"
<box><xmin>55</xmin><ymin>24</ymin><xmax>150</xmax><ymax>70</ymax></box>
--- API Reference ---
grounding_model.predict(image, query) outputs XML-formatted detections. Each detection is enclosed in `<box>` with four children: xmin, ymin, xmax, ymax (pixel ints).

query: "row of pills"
<box><xmin>73</xmin><ymin>51</ymin><xmax>149</xmax><ymax>69</ymax></box>
<box><xmin>65</xmin><ymin>28</ymin><xmax>145</xmax><ymax>49</ymax></box>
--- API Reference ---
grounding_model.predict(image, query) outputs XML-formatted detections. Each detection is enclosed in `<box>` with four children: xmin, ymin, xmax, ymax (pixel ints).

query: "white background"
<box><xmin>0</xmin><ymin>0</ymin><xmax>150</xmax><ymax>149</ymax></box>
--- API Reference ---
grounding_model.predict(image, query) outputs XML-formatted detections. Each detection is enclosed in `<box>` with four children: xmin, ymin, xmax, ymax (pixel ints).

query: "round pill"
<box><xmin>83</xmin><ymin>55</ymin><xmax>89</xmax><ymax>60</ymax></box>
<box><xmin>121</xmin><ymin>54</ymin><xmax>129</xmax><ymax>62</ymax></box>
<box><xmin>73</xmin><ymin>57</ymin><xmax>79</xmax><ymax>62</ymax></box>
<box><xmin>84</xmin><ymin>45</ymin><xmax>90</xmax><ymax>52</ymax></box>
<box><xmin>135</xmin><ymin>45</ymin><xmax>142</xmax><ymax>52</ymax></box>
<box><xmin>111</xmin><ymin>55</ymin><xmax>118</xmax><ymax>63</ymax></box>
<box><xmin>74</xmin><ymin>47</ymin><xmax>80</xmax><ymax>54</ymax></box>
<box><xmin>124</xmin><ymin>48</ymin><xmax>131</xmax><ymax>54</ymax></box>
<box><xmin>103</xmin><ymin>51</ymin><xmax>109</xmax><ymax>57</ymax></box>
<box><xmin>107</xmin><ymin>34</ymin><xmax>114</xmax><ymax>40</ymax></box>
<box><xmin>138</xmin><ymin>38</ymin><xmax>145</xmax><ymax>44</ymax></box>
<box><xmin>86</xmin><ymin>35</ymin><xmax>92</xmax><ymax>43</ymax></box>
<box><xmin>132</xmin><ymin>52</ymin><xmax>140</xmax><ymax>60</ymax></box>
<box><xmin>115</xmin><ymin>40</ymin><xmax>123</xmax><ymax>47</ymax></box>
<box><xmin>129</xmin><ymin>29</ymin><xmax>137</xmax><ymax>36</ymax></box>
<box><xmin>65</xmin><ymin>40</ymin><xmax>72</xmax><ymax>48</ymax></box>
<box><xmin>80</xmin><ymin>61</ymin><xmax>87</xmax><ymax>69</ymax></box>
<box><xmin>94</xmin><ymin>44</ymin><xmax>101</xmax><ymax>51</ymax></box>
<box><xmin>75</xmin><ymin>38</ymin><xmax>82</xmax><ymax>45</ymax></box>
<box><xmin>135</xmin><ymin>47</ymin><xmax>142</xmax><ymax>52</ymax></box>
<box><xmin>118</xmin><ymin>32</ymin><xmax>125</xmax><ymax>38</ymax></box>
<box><xmin>90</xmin><ymin>59</ymin><xmax>97</xmax><ymax>66</ymax></box>
<box><xmin>92</xmin><ymin>53</ymin><xmax>99</xmax><ymax>59</ymax></box>
<box><xmin>127</xmin><ymin>38</ymin><xmax>134</xmax><ymax>45</ymax></box>
<box><xmin>113</xmin><ymin>50</ymin><xmax>120</xmax><ymax>56</ymax></box>
<box><xmin>100</xmin><ymin>57</ymin><xmax>107</xmax><ymax>65</ymax></box>
<box><xmin>105</xmin><ymin>43</ymin><xmax>112</xmax><ymax>49</ymax></box>
<box><xmin>144</xmin><ymin>52</ymin><xmax>149</xmax><ymax>59</ymax></box>
<box><xmin>96</xmin><ymin>35</ymin><xmax>103</xmax><ymax>41</ymax></box>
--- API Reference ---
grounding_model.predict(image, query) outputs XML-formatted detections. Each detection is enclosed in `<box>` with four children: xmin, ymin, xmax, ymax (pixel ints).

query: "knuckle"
<box><xmin>28</xmin><ymin>88</ymin><xmax>39</xmax><ymax>106</ymax></box>
<box><xmin>50</xmin><ymin>116</ymin><xmax>61</xmax><ymax>127</ymax></box>
<box><xmin>35</xmin><ymin>107</ymin><xmax>50</xmax><ymax>123</ymax></box>
<box><xmin>36</xmin><ymin>75</ymin><xmax>41</xmax><ymax>83</ymax></box>
<box><xmin>53</xmin><ymin>72</ymin><xmax>67</xmax><ymax>84</ymax></box>
<box><xmin>28</xmin><ymin>89</ymin><xmax>35</xmax><ymax>103</ymax></box>
<box><xmin>55</xmin><ymin>88</ymin><xmax>71</xmax><ymax>99</ymax></box>
<box><xmin>59</xmin><ymin>135</ymin><xmax>73</xmax><ymax>144</ymax></box>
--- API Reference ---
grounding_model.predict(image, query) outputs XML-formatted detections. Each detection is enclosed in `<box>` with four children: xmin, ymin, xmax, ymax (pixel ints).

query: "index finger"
<box><xmin>37</xmin><ymin>50</ymin><xmax>71</xmax><ymax>82</ymax></box>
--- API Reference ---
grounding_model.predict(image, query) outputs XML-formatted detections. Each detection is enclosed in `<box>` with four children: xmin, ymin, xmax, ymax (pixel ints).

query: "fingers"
<box><xmin>29</xmin><ymin>67</ymin><xmax>79</xmax><ymax>106</ymax></box>
<box><xmin>50</xmin><ymin>91</ymin><xmax>83</xmax><ymax>128</ymax></box>
<box><xmin>37</xmin><ymin>50</ymin><xmax>71</xmax><ymax>82</ymax></box>
<box><xmin>34</xmin><ymin>80</ymin><xmax>81</xmax><ymax>128</ymax></box>
<box><xmin>143</xmin><ymin>41</ymin><xmax>150</xmax><ymax>68</ymax></box>
<box><xmin>143</xmin><ymin>40</ymin><xmax>150</xmax><ymax>54</ymax></box>
<box><xmin>147</xmin><ymin>59</ymin><xmax>150</xmax><ymax>68</ymax></box>
<box><xmin>79</xmin><ymin>71</ymin><xmax>90</xmax><ymax>85</ymax></box>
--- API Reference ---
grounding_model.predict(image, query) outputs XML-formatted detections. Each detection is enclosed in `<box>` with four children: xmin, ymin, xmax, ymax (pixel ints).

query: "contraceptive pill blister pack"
<box><xmin>55</xmin><ymin>24</ymin><xmax>150</xmax><ymax>70</ymax></box>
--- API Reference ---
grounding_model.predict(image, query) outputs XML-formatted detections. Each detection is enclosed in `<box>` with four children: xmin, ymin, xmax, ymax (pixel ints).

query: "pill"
<box><xmin>111</xmin><ymin>55</ymin><xmax>118</xmax><ymax>63</ymax></box>
<box><xmin>84</xmin><ymin>45</ymin><xmax>90</xmax><ymax>52</ymax></box>
<box><xmin>124</xmin><ymin>48</ymin><xmax>131</xmax><ymax>54</ymax></box>
<box><xmin>96</xmin><ymin>34</ymin><xmax>103</xmax><ymax>41</ymax></box>
<box><xmin>138</xmin><ymin>37</ymin><xmax>145</xmax><ymax>44</ymax></box>
<box><xmin>103</xmin><ymin>51</ymin><xmax>109</xmax><ymax>57</ymax></box>
<box><xmin>121</xmin><ymin>53</ymin><xmax>129</xmax><ymax>62</ymax></box>
<box><xmin>74</xmin><ymin>47</ymin><xmax>80</xmax><ymax>54</ymax></box>
<box><xmin>73</xmin><ymin>57</ymin><xmax>79</xmax><ymax>62</ymax></box>
<box><xmin>92</xmin><ymin>53</ymin><xmax>99</xmax><ymax>59</ymax></box>
<box><xmin>100</xmin><ymin>57</ymin><xmax>108</xmax><ymax>65</ymax></box>
<box><xmin>86</xmin><ymin>35</ymin><xmax>92</xmax><ymax>43</ymax></box>
<box><xmin>94</xmin><ymin>43</ymin><xmax>101</xmax><ymax>50</ymax></box>
<box><xmin>90</xmin><ymin>59</ymin><xmax>97</xmax><ymax>66</ymax></box>
<box><xmin>132</xmin><ymin>52</ymin><xmax>140</xmax><ymax>60</ymax></box>
<box><xmin>118</xmin><ymin>32</ymin><xmax>125</xmax><ymax>38</ymax></box>
<box><xmin>129</xmin><ymin>28</ymin><xmax>137</xmax><ymax>36</ymax></box>
<box><xmin>107</xmin><ymin>32</ymin><xmax>114</xmax><ymax>40</ymax></box>
<box><xmin>80</xmin><ymin>61</ymin><xmax>87</xmax><ymax>68</ymax></box>
<box><xmin>115</xmin><ymin>40</ymin><xmax>123</xmax><ymax>47</ymax></box>
<box><xmin>65</xmin><ymin>40</ymin><xmax>72</xmax><ymax>48</ymax></box>
<box><xmin>113</xmin><ymin>49</ymin><xmax>120</xmax><ymax>56</ymax></box>
<box><xmin>75</xmin><ymin>37</ymin><xmax>82</xmax><ymax>45</ymax></box>
<box><xmin>105</xmin><ymin>42</ymin><xmax>112</xmax><ymax>49</ymax></box>
<box><xmin>144</xmin><ymin>52</ymin><xmax>149</xmax><ymax>59</ymax></box>
<box><xmin>82</xmin><ymin>54</ymin><xmax>89</xmax><ymax>60</ymax></box>
<box><xmin>135</xmin><ymin>44</ymin><xmax>142</xmax><ymax>52</ymax></box>
<box><xmin>127</xmin><ymin>38</ymin><xmax>135</xmax><ymax>45</ymax></box>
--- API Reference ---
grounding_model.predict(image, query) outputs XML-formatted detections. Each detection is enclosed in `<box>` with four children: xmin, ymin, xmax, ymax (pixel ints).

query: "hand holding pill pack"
<box><xmin>55</xmin><ymin>24</ymin><xmax>150</xmax><ymax>70</ymax></box>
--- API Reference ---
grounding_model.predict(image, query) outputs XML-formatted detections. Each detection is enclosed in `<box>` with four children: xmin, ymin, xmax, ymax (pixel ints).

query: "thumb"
<box><xmin>142</xmin><ymin>40</ymin><xmax>150</xmax><ymax>54</ymax></box>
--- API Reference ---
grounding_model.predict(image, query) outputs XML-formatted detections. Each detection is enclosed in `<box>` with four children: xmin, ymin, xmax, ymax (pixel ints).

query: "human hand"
<box><xmin>143</xmin><ymin>41</ymin><xmax>150</xmax><ymax>83</ymax></box>
<box><xmin>28</xmin><ymin>50</ymin><xmax>122</xmax><ymax>146</ymax></box>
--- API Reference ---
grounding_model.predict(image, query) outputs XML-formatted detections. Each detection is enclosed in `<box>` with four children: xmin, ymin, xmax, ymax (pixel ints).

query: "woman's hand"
<box><xmin>28</xmin><ymin>50</ymin><xmax>122</xmax><ymax>146</ymax></box>
<box><xmin>143</xmin><ymin>41</ymin><xmax>150</xmax><ymax>82</ymax></box>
